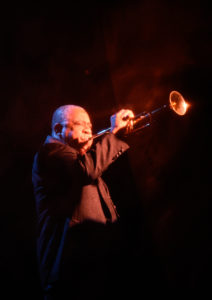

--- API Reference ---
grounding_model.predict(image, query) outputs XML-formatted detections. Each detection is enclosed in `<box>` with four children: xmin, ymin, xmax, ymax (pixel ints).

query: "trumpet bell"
<box><xmin>169</xmin><ymin>90</ymin><xmax>187</xmax><ymax>116</ymax></box>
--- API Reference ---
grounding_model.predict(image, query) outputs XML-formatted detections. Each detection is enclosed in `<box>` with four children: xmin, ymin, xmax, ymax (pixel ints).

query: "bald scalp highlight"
<box><xmin>51</xmin><ymin>105</ymin><xmax>85</xmax><ymax>130</ymax></box>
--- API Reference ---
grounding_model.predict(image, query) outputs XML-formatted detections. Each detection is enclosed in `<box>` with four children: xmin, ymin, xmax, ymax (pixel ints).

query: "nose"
<box><xmin>84</xmin><ymin>128</ymin><xmax>91</xmax><ymax>134</ymax></box>
<box><xmin>83</xmin><ymin>124</ymin><xmax>92</xmax><ymax>135</ymax></box>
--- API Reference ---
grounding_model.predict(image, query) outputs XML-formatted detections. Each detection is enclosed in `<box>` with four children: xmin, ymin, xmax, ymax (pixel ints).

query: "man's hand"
<box><xmin>110</xmin><ymin>109</ymin><xmax>135</xmax><ymax>135</ymax></box>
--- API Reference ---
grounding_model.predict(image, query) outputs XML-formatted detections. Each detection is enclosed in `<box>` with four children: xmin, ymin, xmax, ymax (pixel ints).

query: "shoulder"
<box><xmin>36</xmin><ymin>136</ymin><xmax>79</xmax><ymax>162</ymax></box>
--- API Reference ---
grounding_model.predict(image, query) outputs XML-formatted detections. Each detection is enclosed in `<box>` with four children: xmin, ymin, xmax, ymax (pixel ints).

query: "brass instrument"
<box><xmin>91</xmin><ymin>90</ymin><xmax>188</xmax><ymax>140</ymax></box>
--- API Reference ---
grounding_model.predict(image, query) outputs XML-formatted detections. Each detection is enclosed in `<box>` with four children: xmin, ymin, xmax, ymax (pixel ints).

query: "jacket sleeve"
<box><xmin>44</xmin><ymin>132</ymin><xmax>129</xmax><ymax>183</ymax></box>
<box><xmin>82</xmin><ymin>132</ymin><xmax>129</xmax><ymax>180</ymax></box>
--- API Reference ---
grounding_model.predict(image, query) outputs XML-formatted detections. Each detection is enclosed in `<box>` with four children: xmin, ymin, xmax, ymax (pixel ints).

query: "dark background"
<box><xmin>0</xmin><ymin>0</ymin><xmax>211</xmax><ymax>298</ymax></box>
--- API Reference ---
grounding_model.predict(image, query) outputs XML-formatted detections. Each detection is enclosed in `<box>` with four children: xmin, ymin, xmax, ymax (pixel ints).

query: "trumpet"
<box><xmin>91</xmin><ymin>90</ymin><xmax>188</xmax><ymax>140</ymax></box>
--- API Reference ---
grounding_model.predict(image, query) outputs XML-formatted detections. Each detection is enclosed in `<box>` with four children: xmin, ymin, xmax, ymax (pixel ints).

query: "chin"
<box><xmin>85</xmin><ymin>141</ymin><xmax>93</xmax><ymax>150</ymax></box>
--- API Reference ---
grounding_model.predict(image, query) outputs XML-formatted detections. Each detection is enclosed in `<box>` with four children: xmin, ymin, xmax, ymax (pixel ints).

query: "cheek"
<box><xmin>67</xmin><ymin>128</ymin><xmax>82</xmax><ymax>142</ymax></box>
<box><xmin>67</xmin><ymin>131</ymin><xmax>73</xmax><ymax>139</ymax></box>
<box><xmin>63</xmin><ymin>129</ymin><xmax>74</xmax><ymax>143</ymax></box>
<box><xmin>70</xmin><ymin>128</ymin><xmax>81</xmax><ymax>139</ymax></box>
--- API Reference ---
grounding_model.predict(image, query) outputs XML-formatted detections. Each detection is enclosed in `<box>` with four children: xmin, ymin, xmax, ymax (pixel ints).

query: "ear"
<box><xmin>54</xmin><ymin>123</ymin><xmax>63</xmax><ymax>134</ymax></box>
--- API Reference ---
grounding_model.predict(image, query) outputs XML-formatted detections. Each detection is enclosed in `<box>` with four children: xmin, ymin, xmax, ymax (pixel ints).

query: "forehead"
<box><xmin>66</xmin><ymin>108</ymin><xmax>91</xmax><ymax>123</ymax></box>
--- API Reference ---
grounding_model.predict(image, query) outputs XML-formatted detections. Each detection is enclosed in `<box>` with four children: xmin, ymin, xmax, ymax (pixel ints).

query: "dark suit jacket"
<box><xmin>32</xmin><ymin>132</ymin><xmax>129</xmax><ymax>291</ymax></box>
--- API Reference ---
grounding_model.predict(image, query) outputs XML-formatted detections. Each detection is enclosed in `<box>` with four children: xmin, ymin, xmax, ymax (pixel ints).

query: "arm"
<box><xmin>45</xmin><ymin>108</ymin><xmax>134</xmax><ymax>181</ymax></box>
<box><xmin>44</xmin><ymin>132</ymin><xmax>129</xmax><ymax>183</ymax></box>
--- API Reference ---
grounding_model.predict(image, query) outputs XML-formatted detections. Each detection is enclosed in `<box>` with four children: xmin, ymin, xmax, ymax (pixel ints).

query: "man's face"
<box><xmin>61</xmin><ymin>108</ymin><xmax>93</xmax><ymax>153</ymax></box>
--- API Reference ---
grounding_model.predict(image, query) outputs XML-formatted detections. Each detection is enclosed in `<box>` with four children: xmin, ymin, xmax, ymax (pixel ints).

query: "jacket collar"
<box><xmin>44</xmin><ymin>135</ymin><xmax>66</xmax><ymax>145</ymax></box>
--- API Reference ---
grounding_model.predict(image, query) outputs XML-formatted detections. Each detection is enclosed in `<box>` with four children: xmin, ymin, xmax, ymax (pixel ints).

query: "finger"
<box><xmin>122</xmin><ymin>110</ymin><xmax>134</xmax><ymax>120</ymax></box>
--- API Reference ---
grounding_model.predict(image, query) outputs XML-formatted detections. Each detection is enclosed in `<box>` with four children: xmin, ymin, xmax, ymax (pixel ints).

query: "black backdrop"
<box><xmin>0</xmin><ymin>0</ymin><xmax>211</xmax><ymax>298</ymax></box>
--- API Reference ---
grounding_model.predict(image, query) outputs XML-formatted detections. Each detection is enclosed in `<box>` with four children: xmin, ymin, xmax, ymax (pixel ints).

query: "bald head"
<box><xmin>51</xmin><ymin>105</ymin><xmax>86</xmax><ymax>130</ymax></box>
<box><xmin>51</xmin><ymin>104</ymin><xmax>93</xmax><ymax>153</ymax></box>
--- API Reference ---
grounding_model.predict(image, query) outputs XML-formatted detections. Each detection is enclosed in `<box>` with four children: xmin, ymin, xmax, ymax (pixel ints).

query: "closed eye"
<box><xmin>72</xmin><ymin>121</ymin><xmax>92</xmax><ymax>129</ymax></box>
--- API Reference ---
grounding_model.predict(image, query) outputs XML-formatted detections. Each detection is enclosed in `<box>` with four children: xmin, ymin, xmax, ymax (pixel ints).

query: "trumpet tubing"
<box><xmin>92</xmin><ymin>90</ymin><xmax>188</xmax><ymax>140</ymax></box>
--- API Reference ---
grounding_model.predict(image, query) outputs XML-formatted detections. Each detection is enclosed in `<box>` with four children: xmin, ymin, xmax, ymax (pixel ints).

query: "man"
<box><xmin>32</xmin><ymin>104</ymin><xmax>134</xmax><ymax>299</ymax></box>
